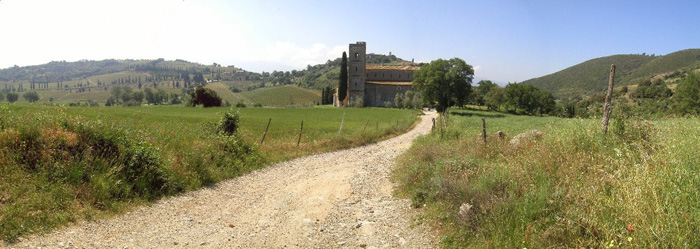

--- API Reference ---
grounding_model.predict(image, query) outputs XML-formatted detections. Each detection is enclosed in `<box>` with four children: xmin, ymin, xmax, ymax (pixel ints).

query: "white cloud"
<box><xmin>262</xmin><ymin>42</ymin><xmax>345</xmax><ymax>69</ymax></box>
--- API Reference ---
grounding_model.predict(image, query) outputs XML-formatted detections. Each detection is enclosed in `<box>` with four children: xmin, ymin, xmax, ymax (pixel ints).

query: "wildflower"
<box><xmin>627</xmin><ymin>237</ymin><xmax>633</xmax><ymax>242</ymax></box>
<box><xmin>626</xmin><ymin>224</ymin><xmax>633</xmax><ymax>231</ymax></box>
<box><xmin>171</xmin><ymin>132</ymin><xmax>176</xmax><ymax>135</ymax></box>
<box><xmin>15</xmin><ymin>136</ymin><xmax>19</xmax><ymax>141</ymax></box>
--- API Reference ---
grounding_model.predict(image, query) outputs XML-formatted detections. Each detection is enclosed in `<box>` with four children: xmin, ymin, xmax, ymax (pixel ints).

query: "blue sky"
<box><xmin>0</xmin><ymin>0</ymin><xmax>698</xmax><ymax>83</ymax></box>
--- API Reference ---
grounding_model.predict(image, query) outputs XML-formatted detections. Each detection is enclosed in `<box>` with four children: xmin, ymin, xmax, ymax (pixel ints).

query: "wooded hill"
<box><xmin>0</xmin><ymin>53</ymin><xmax>410</xmax><ymax>105</ymax></box>
<box><xmin>522</xmin><ymin>49</ymin><xmax>700</xmax><ymax>98</ymax></box>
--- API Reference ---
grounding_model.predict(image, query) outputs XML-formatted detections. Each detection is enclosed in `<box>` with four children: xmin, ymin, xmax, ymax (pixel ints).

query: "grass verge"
<box><xmin>394</xmin><ymin>109</ymin><xmax>700</xmax><ymax>248</ymax></box>
<box><xmin>0</xmin><ymin>104</ymin><xmax>418</xmax><ymax>242</ymax></box>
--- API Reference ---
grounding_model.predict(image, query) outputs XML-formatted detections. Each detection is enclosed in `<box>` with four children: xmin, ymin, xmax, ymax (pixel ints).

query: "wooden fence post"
<box><xmin>440</xmin><ymin>115</ymin><xmax>444</xmax><ymax>138</ymax></box>
<box><xmin>336</xmin><ymin>112</ymin><xmax>345</xmax><ymax>139</ymax></box>
<box><xmin>481</xmin><ymin>117</ymin><xmax>487</xmax><ymax>144</ymax></box>
<box><xmin>296</xmin><ymin>120</ymin><xmax>304</xmax><ymax>146</ymax></box>
<box><xmin>602</xmin><ymin>64</ymin><xmax>615</xmax><ymax>134</ymax></box>
<box><xmin>260</xmin><ymin>118</ymin><xmax>271</xmax><ymax>144</ymax></box>
<box><xmin>361</xmin><ymin>119</ymin><xmax>369</xmax><ymax>135</ymax></box>
<box><xmin>432</xmin><ymin>118</ymin><xmax>436</xmax><ymax>131</ymax></box>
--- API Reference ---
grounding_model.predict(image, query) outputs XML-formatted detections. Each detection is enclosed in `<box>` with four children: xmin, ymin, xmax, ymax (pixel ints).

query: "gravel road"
<box><xmin>6</xmin><ymin>111</ymin><xmax>438</xmax><ymax>249</ymax></box>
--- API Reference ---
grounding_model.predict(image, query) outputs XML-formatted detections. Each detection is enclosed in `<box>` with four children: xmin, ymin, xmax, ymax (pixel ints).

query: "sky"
<box><xmin>0</xmin><ymin>0</ymin><xmax>699</xmax><ymax>83</ymax></box>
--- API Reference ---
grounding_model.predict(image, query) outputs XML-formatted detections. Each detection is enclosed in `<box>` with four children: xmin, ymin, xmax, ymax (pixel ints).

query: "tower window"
<box><xmin>355</xmin><ymin>66</ymin><xmax>358</xmax><ymax>72</ymax></box>
<box><xmin>355</xmin><ymin>53</ymin><xmax>359</xmax><ymax>58</ymax></box>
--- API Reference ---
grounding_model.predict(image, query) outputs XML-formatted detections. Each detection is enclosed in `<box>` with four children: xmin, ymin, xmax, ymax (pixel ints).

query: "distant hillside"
<box><xmin>522</xmin><ymin>49</ymin><xmax>700</xmax><ymax>98</ymax></box>
<box><xmin>0</xmin><ymin>52</ymin><xmax>412</xmax><ymax>104</ymax></box>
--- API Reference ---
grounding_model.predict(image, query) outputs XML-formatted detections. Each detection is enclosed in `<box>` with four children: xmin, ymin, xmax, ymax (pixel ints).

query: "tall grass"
<box><xmin>0</xmin><ymin>104</ymin><xmax>418</xmax><ymax>242</ymax></box>
<box><xmin>394</xmin><ymin>109</ymin><xmax>700</xmax><ymax>248</ymax></box>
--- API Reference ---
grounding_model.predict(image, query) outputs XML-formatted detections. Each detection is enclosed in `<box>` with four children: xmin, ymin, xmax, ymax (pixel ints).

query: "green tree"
<box><xmin>484</xmin><ymin>86</ymin><xmax>506</xmax><ymax>111</ymax></box>
<box><xmin>412</xmin><ymin>58</ymin><xmax>474</xmax><ymax>112</ymax></box>
<box><xmin>474</xmin><ymin>80</ymin><xmax>498</xmax><ymax>106</ymax></box>
<box><xmin>23</xmin><ymin>91</ymin><xmax>39</xmax><ymax>103</ymax></box>
<box><xmin>144</xmin><ymin>87</ymin><xmax>156</xmax><ymax>105</ymax></box>
<box><xmin>403</xmin><ymin>90</ymin><xmax>415</xmax><ymax>109</ymax></box>
<box><xmin>189</xmin><ymin>86</ymin><xmax>222</xmax><ymax>107</ymax></box>
<box><xmin>0</xmin><ymin>92</ymin><xmax>4</xmax><ymax>102</ymax></box>
<box><xmin>675</xmin><ymin>72</ymin><xmax>700</xmax><ymax>114</ymax></box>
<box><xmin>394</xmin><ymin>93</ymin><xmax>404</xmax><ymax>108</ymax></box>
<box><xmin>338</xmin><ymin>52</ymin><xmax>348</xmax><ymax>105</ymax></box>
<box><xmin>131</xmin><ymin>91</ymin><xmax>144</xmax><ymax>103</ymax></box>
<box><xmin>6</xmin><ymin>92</ymin><xmax>18</xmax><ymax>103</ymax></box>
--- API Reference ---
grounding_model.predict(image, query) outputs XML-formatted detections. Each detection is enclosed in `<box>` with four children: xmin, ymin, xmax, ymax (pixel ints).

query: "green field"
<box><xmin>0</xmin><ymin>104</ymin><xmax>418</xmax><ymax>241</ymax></box>
<box><xmin>394</xmin><ymin>109</ymin><xmax>700</xmax><ymax>248</ymax></box>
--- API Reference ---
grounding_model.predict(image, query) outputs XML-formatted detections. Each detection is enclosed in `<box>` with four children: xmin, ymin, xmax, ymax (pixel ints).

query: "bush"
<box><xmin>253</xmin><ymin>103</ymin><xmax>263</xmax><ymax>108</ymax></box>
<box><xmin>235</xmin><ymin>101</ymin><xmax>246</xmax><ymax>108</ymax></box>
<box><xmin>218</xmin><ymin>109</ymin><xmax>241</xmax><ymax>136</ymax></box>
<box><xmin>188</xmin><ymin>87</ymin><xmax>222</xmax><ymax>107</ymax></box>
<box><xmin>6</xmin><ymin>93</ymin><xmax>18</xmax><ymax>103</ymax></box>
<box><xmin>23</xmin><ymin>91</ymin><xmax>40</xmax><ymax>103</ymax></box>
<box><xmin>350</xmin><ymin>98</ymin><xmax>364</xmax><ymax>108</ymax></box>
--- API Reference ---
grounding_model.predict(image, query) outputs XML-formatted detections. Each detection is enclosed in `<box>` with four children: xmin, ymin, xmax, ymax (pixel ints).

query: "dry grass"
<box><xmin>394</xmin><ymin>109</ymin><xmax>700</xmax><ymax>248</ymax></box>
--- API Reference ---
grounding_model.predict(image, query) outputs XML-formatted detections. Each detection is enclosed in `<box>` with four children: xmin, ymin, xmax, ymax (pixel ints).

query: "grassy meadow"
<box><xmin>0</xmin><ymin>104</ymin><xmax>418</xmax><ymax>242</ymax></box>
<box><xmin>394</xmin><ymin>109</ymin><xmax>700</xmax><ymax>248</ymax></box>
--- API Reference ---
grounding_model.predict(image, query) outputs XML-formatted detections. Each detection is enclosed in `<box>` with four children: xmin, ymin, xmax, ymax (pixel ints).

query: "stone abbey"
<box><xmin>339</xmin><ymin>42</ymin><xmax>420</xmax><ymax>107</ymax></box>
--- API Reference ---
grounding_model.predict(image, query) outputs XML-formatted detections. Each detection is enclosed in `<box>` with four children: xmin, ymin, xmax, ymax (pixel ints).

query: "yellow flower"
<box><xmin>628</xmin><ymin>237</ymin><xmax>633</xmax><ymax>242</ymax></box>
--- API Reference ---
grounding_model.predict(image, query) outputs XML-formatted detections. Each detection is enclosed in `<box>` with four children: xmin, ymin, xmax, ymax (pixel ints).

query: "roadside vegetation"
<box><xmin>0</xmin><ymin>104</ymin><xmax>418</xmax><ymax>242</ymax></box>
<box><xmin>394</xmin><ymin>109</ymin><xmax>700</xmax><ymax>247</ymax></box>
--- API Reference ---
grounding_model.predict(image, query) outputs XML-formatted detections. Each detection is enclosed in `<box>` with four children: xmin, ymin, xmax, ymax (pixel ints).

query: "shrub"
<box><xmin>6</xmin><ymin>92</ymin><xmax>18</xmax><ymax>103</ymax></box>
<box><xmin>235</xmin><ymin>101</ymin><xmax>246</xmax><ymax>108</ymax></box>
<box><xmin>253</xmin><ymin>103</ymin><xmax>263</xmax><ymax>108</ymax></box>
<box><xmin>23</xmin><ymin>91</ymin><xmax>39</xmax><ymax>103</ymax></box>
<box><xmin>350</xmin><ymin>98</ymin><xmax>364</xmax><ymax>108</ymax></box>
<box><xmin>218</xmin><ymin>109</ymin><xmax>241</xmax><ymax>136</ymax></box>
<box><xmin>188</xmin><ymin>86</ymin><xmax>222</xmax><ymax>107</ymax></box>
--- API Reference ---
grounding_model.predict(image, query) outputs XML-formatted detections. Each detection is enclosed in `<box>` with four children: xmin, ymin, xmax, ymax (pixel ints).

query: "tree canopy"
<box><xmin>23</xmin><ymin>91</ymin><xmax>39</xmax><ymax>103</ymax></box>
<box><xmin>189</xmin><ymin>86</ymin><xmax>222</xmax><ymax>107</ymax></box>
<box><xmin>412</xmin><ymin>58</ymin><xmax>474</xmax><ymax>112</ymax></box>
<box><xmin>338</xmin><ymin>52</ymin><xmax>348</xmax><ymax>105</ymax></box>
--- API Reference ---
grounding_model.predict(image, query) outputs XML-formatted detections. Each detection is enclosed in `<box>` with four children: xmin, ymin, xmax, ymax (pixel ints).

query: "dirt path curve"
<box><xmin>9</xmin><ymin>111</ymin><xmax>439</xmax><ymax>249</ymax></box>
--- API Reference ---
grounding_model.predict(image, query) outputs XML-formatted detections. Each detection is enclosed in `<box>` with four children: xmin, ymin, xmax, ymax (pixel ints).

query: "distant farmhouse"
<box><xmin>335</xmin><ymin>42</ymin><xmax>420</xmax><ymax>107</ymax></box>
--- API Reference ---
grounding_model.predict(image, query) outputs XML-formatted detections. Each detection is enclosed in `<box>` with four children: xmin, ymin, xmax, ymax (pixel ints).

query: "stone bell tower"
<box><xmin>347</xmin><ymin>42</ymin><xmax>366</xmax><ymax>104</ymax></box>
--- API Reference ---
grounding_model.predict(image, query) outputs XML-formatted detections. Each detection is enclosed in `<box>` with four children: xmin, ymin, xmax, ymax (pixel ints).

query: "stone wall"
<box><xmin>364</xmin><ymin>83</ymin><xmax>413</xmax><ymax>107</ymax></box>
<box><xmin>366</xmin><ymin>69</ymin><xmax>414</xmax><ymax>82</ymax></box>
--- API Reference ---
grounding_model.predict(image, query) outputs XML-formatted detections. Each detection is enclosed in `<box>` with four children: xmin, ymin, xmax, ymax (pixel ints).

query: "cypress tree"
<box><xmin>338</xmin><ymin>52</ymin><xmax>348</xmax><ymax>105</ymax></box>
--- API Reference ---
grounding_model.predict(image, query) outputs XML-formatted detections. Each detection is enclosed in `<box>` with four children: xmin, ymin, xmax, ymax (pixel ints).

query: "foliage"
<box><xmin>484</xmin><ymin>86</ymin><xmax>506</xmax><ymax>111</ymax></box>
<box><xmin>393</xmin><ymin>90</ymin><xmax>422</xmax><ymax>109</ymax></box>
<box><xmin>674</xmin><ymin>72</ymin><xmax>700</xmax><ymax>114</ymax></box>
<box><xmin>0</xmin><ymin>105</ymin><xmax>269</xmax><ymax>241</ymax></box>
<box><xmin>349</xmin><ymin>97</ymin><xmax>364</xmax><ymax>108</ymax></box>
<box><xmin>338</xmin><ymin>52</ymin><xmax>348</xmax><ymax>105</ymax></box>
<box><xmin>504</xmin><ymin>83</ymin><xmax>555</xmax><ymax>115</ymax></box>
<box><xmin>472</xmin><ymin>80</ymin><xmax>498</xmax><ymax>106</ymax></box>
<box><xmin>521</xmin><ymin>49</ymin><xmax>700</xmax><ymax>98</ymax></box>
<box><xmin>6</xmin><ymin>92</ymin><xmax>18</xmax><ymax>103</ymax></box>
<box><xmin>189</xmin><ymin>86</ymin><xmax>222</xmax><ymax>107</ymax></box>
<box><xmin>218</xmin><ymin>109</ymin><xmax>242</xmax><ymax>135</ymax></box>
<box><xmin>629</xmin><ymin>78</ymin><xmax>672</xmax><ymax>98</ymax></box>
<box><xmin>412</xmin><ymin>58</ymin><xmax>474</xmax><ymax>112</ymax></box>
<box><xmin>320</xmin><ymin>86</ymin><xmax>334</xmax><ymax>105</ymax></box>
<box><xmin>395</xmin><ymin>109</ymin><xmax>700</xmax><ymax>248</ymax></box>
<box><xmin>22</xmin><ymin>91</ymin><xmax>39</xmax><ymax>103</ymax></box>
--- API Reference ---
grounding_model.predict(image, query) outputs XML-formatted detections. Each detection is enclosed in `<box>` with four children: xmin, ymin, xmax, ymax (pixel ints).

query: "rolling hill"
<box><xmin>522</xmin><ymin>49</ymin><xmax>700</xmax><ymax>98</ymax></box>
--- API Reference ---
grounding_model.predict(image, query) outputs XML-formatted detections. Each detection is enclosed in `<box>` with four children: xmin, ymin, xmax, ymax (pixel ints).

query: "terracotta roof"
<box><xmin>366</xmin><ymin>81</ymin><xmax>413</xmax><ymax>86</ymax></box>
<box><xmin>366</xmin><ymin>65</ymin><xmax>420</xmax><ymax>71</ymax></box>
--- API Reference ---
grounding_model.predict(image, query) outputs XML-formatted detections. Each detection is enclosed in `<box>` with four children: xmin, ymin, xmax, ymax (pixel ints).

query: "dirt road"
<box><xmin>8</xmin><ymin>111</ymin><xmax>438</xmax><ymax>248</ymax></box>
